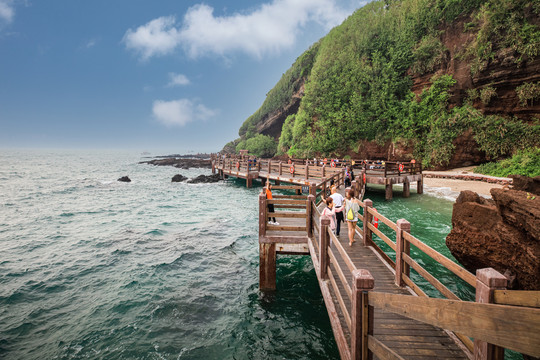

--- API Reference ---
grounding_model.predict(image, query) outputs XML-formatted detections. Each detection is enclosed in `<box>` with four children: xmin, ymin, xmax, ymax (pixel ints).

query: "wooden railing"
<box><xmin>364</xmin><ymin>290</ymin><xmax>540</xmax><ymax>359</ymax></box>
<box><xmin>306</xmin><ymin>194</ymin><xmax>540</xmax><ymax>360</ymax></box>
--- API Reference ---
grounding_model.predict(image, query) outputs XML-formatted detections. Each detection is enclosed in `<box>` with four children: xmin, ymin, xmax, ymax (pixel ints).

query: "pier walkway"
<box><xmin>211</xmin><ymin>155</ymin><xmax>423</xmax><ymax>200</ymax></box>
<box><xmin>255</xmin><ymin>181</ymin><xmax>539</xmax><ymax>360</ymax></box>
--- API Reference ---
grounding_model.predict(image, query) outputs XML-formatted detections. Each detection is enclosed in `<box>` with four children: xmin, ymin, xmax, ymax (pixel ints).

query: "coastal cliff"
<box><xmin>225</xmin><ymin>0</ymin><xmax>540</xmax><ymax>170</ymax></box>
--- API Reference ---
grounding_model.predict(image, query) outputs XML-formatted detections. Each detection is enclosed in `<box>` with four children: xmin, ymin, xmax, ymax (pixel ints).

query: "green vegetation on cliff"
<box><xmin>474</xmin><ymin>148</ymin><xmax>540</xmax><ymax>177</ymax></box>
<box><xmin>230</xmin><ymin>0</ymin><xmax>540</xmax><ymax>169</ymax></box>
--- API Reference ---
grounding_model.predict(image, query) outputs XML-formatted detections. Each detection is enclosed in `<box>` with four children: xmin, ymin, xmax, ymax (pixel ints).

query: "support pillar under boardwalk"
<box><xmin>246</xmin><ymin>176</ymin><xmax>252</xmax><ymax>188</ymax></box>
<box><xmin>385</xmin><ymin>183</ymin><xmax>393</xmax><ymax>200</ymax></box>
<box><xmin>417</xmin><ymin>177</ymin><xmax>423</xmax><ymax>194</ymax></box>
<box><xmin>259</xmin><ymin>243</ymin><xmax>276</xmax><ymax>291</ymax></box>
<box><xmin>403</xmin><ymin>179</ymin><xmax>410</xmax><ymax>198</ymax></box>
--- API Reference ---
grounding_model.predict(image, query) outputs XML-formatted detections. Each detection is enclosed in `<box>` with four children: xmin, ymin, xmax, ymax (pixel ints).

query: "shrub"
<box><xmin>479</xmin><ymin>86</ymin><xmax>497</xmax><ymax>105</ymax></box>
<box><xmin>474</xmin><ymin>148</ymin><xmax>540</xmax><ymax>177</ymax></box>
<box><xmin>237</xmin><ymin>134</ymin><xmax>277</xmax><ymax>158</ymax></box>
<box><xmin>516</xmin><ymin>81</ymin><xmax>540</xmax><ymax>107</ymax></box>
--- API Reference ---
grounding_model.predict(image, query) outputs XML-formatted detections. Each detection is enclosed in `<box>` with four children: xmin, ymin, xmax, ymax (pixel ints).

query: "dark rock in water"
<box><xmin>171</xmin><ymin>174</ymin><xmax>187</xmax><ymax>182</ymax></box>
<box><xmin>118</xmin><ymin>176</ymin><xmax>131</xmax><ymax>182</ymax></box>
<box><xmin>187</xmin><ymin>174</ymin><xmax>221</xmax><ymax>184</ymax></box>
<box><xmin>446</xmin><ymin>186</ymin><xmax>540</xmax><ymax>290</ymax></box>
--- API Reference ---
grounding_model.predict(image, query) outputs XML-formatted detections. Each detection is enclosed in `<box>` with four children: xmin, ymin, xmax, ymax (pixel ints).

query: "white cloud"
<box><xmin>152</xmin><ymin>99</ymin><xmax>216</xmax><ymax>127</ymax></box>
<box><xmin>124</xmin><ymin>0</ymin><xmax>360</xmax><ymax>60</ymax></box>
<box><xmin>85</xmin><ymin>39</ymin><xmax>97</xmax><ymax>48</ymax></box>
<box><xmin>167</xmin><ymin>73</ymin><xmax>190</xmax><ymax>87</ymax></box>
<box><xmin>123</xmin><ymin>16</ymin><xmax>181</xmax><ymax>60</ymax></box>
<box><xmin>0</xmin><ymin>0</ymin><xmax>15</xmax><ymax>24</ymax></box>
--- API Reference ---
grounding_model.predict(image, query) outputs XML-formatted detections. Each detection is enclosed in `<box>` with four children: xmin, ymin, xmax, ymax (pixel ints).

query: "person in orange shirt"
<box><xmin>265</xmin><ymin>182</ymin><xmax>279</xmax><ymax>225</ymax></box>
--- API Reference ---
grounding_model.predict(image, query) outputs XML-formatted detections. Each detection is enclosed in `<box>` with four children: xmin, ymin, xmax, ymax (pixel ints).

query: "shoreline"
<box><xmin>422</xmin><ymin>166</ymin><xmax>508</xmax><ymax>198</ymax></box>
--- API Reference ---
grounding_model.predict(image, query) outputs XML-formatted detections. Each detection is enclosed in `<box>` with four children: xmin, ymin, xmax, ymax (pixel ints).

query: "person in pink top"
<box><xmin>320</xmin><ymin>197</ymin><xmax>343</xmax><ymax>234</ymax></box>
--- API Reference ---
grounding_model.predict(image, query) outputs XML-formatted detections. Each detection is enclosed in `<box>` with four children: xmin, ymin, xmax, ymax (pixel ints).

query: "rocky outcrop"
<box><xmin>171</xmin><ymin>174</ymin><xmax>187</xmax><ymax>182</ymax></box>
<box><xmin>187</xmin><ymin>174</ymin><xmax>221</xmax><ymax>184</ymax></box>
<box><xmin>140</xmin><ymin>158</ymin><xmax>211</xmax><ymax>169</ymax></box>
<box><xmin>117</xmin><ymin>176</ymin><xmax>131</xmax><ymax>182</ymax></box>
<box><xmin>446</xmin><ymin>188</ymin><xmax>540</xmax><ymax>290</ymax></box>
<box><xmin>510</xmin><ymin>175</ymin><xmax>540</xmax><ymax>195</ymax></box>
<box><xmin>255</xmin><ymin>82</ymin><xmax>305</xmax><ymax>139</ymax></box>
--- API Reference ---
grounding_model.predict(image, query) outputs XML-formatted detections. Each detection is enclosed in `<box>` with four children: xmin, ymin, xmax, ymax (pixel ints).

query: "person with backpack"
<box><xmin>344</xmin><ymin>188</ymin><xmax>362</xmax><ymax>246</ymax></box>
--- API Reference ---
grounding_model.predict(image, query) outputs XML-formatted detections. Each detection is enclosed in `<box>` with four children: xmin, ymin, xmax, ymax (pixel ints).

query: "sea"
<box><xmin>0</xmin><ymin>149</ymin><xmax>480</xmax><ymax>360</ymax></box>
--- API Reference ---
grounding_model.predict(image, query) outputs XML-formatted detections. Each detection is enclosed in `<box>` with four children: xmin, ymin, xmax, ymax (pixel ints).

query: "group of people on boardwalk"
<box><xmin>322</xmin><ymin>186</ymin><xmax>362</xmax><ymax>247</ymax></box>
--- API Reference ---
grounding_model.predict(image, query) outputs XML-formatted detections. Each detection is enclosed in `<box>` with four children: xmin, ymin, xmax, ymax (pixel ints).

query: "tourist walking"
<box><xmin>324</xmin><ymin>186</ymin><xmax>344</xmax><ymax>236</ymax></box>
<box><xmin>344</xmin><ymin>189</ymin><xmax>362</xmax><ymax>246</ymax></box>
<box><xmin>320</xmin><ymin>197</ymin><xmax>343</xmax><ymax>234</ymax></box>
<box><xmin>265</xmin><ymin>182</ymin><xmax>279</xmax><ymax>225</ymax></box>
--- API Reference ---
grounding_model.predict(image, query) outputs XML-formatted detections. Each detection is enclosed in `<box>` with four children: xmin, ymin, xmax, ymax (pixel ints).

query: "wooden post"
<box><xmin>259</xmin><ymin>242</ymin><xmax>276</xmax><ymax>291</ymax></box>
<box><xmin>417</xmin><ymin>176</ymin><xmax>423</xmax><ymax>194</ymax></box>
<box><xmin>322</xmin><ymin>164</ymin><xmax>326</xmax><ymax>178</ymax></box>
<box><xmin>268</xmin><ymin>160</ymin><xmax>271</xmax><ymax>174</ymax></box>
<box><xmin>362</xmin><ymin>199</ymin><xmax>373</xmax><ymax>246</ymax></box>
<box><xmin>259</xmin><ymin>192</ymin><xmax>276</xmax><ymax>290</ymax></box>
<box><xmin>395</xmin><ymin>219</ymin><xmax>411</xmax><ymax>286</ymax></box>
<box><xmin>257</xmin><ymin>160</ymin><xmax>261</xmax><ymax>172</ymax></box>
<box><xmin>306</xmin><ymin>164</ymin><xmax>310</xmax><ymax>179</ymax></box>
<box><xmin>351</xmin><ymin>269</ymin><xmax>374</xmax><ymax>360</ymax></box>
<box><xmin>259</xmin><ymin>193</ymin><xmax>267</xmax><ymax>237</ymax></box>
<box><xmin>474</xmin><ymin>268</ymin><xmax>507</xmax><ymax>360</ymax></box>
<box><xmin>246</xmin><ymin>175</ymin><xmax>252</xmax><ymax>188</ymax></box>
<box><xmin>279</xmin><ymin>161</ymin><xmax>282</xmax><ymax>175</ymax></box>
<box><xmin>319</xmin><ymin>218</ymin><xmax>330</xmax><ymax>279</ymax></box>
<box><xmin>385</xmin><ymin>181</ymin><xmax>393</xmax><ymax>201</ymax></box>
<box><xmin>309</xmin><ymin>185</ymin><xmax>317</xmax><ymax>196</ymax></box>
<box><xmin>307</xmin><ymin>194</ymin><xmax>315</xmax><ymax>238</ymax></box>
<box><xmin>403</xmin><ymin>178</ymin><xmax>410</xmax><ymax>198</ymax></box>
<box><xmin>361</xmin><ymin>169</ymin><xmax>366</xmax><ymax>188</ymax></box>
<box><xmin>352</xmin><ymin>180</ymin><xmax>358</xmax><ymax>198</ymax></box>
<box><xmin>211</xmin><ymin>160</ymin><xmax>215</xmax><ymax>174</ymax></box>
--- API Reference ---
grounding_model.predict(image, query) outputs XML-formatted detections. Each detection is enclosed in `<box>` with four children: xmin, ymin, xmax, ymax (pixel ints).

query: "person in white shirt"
<box><xmin>324</xmin><ymin>186</ymin><xmax>344</xmax><ymax>236</ymax></box>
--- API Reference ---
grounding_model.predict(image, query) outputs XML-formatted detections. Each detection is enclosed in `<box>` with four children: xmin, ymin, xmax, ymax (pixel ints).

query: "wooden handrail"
<box><xmin>368</xmin><ymin>291</ymin><xmax>540</xmax><ymax>357</ymax></box>
<box><xmin>328</xmin><ymin>248</ymin><xmax>353</xmax><ymax>301</ymax></box>
<box><xmin>402</xmin><ymin>253</ymin><xmax>460</xmax><ymax>300</ymax></box>
<box><xmin>493</xmin><ymin>290</ymin><xmax>540</xmax><ymax>308</ymax></box>
<box><xmin>328</xmin><ymin>227</ymin><xmax>357</xmax><ymax>274</ymax></box>
<box><xmin>327</xmin><ymin>266</ymin><xmax>352</xmax><ymax>331</ymax></box>
<box><xmin>403</xmin><ymin>231</ymin><xmax>476</xmax><ymax>288</ymax></box>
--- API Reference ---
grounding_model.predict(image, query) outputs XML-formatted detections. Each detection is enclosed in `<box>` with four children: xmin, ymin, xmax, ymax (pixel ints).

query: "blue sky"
<box><xmin>0</xmin><ymin>0</ymin><xmax>366</xmax><ymax>153</ymax></box>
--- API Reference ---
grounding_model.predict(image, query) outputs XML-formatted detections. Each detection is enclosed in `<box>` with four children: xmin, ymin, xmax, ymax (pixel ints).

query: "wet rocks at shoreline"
<box><xmin>187</xmin><ymin>174</ymin><xmax>221</xmax><ymax>184</ymax></box>
<box><xmin>140</xmin><ymin>158</ymin><xmax>211</xmax><ymax>169</ymax></box>
<box><xmin>172</xmin><ymin>174</ymin><xmax>188</xmax><ymax>182</ymax></box>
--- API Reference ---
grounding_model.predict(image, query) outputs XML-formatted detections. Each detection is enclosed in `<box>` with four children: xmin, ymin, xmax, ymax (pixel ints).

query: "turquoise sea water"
<box><xmin>0</xmin><ymin>149</ymin><xmax>474</xmax><ymax>359</ymax></box>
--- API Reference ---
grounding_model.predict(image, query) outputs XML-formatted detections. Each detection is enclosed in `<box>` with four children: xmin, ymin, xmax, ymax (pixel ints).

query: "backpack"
<box><xmin>347</xmin><ymin>207</ymin><xmax>354</xmax><ymax>220</ymax></box>
<box><xmin>346</xmin><ymin>200</ymin><xmax>359</xmax><ymax>220</ymax></box>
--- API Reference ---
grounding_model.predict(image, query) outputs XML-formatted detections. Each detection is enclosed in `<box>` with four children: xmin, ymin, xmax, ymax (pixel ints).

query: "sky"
<box><xmin>0</xmin><ymin>0</ymin><xmax>368</xmax><ymax>153</ymax></box>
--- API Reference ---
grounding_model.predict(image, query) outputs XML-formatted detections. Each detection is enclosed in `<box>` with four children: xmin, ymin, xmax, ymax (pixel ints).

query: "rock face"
<box><xmin>118</xmin><ymin>176</ymin><xmax>131</xmax><ymax>182</ymax></box>
<box><xmin>171</xmin><ymin>174</ymin><xmax>187</xmax><ymax>182</ymax></box>
<box><xmin>187</xmin><ymin>174</ymin><xmax>221</xmax><ymax>184</ymax></box>
<box><xmin>510</xmin><ymin>175</ymin><xmax>540</xmax><ymax>195</ymax></box>
<box><xmin>446</xmin><ymin>188</ymin><xmax>540</xmax><ymax>290</ymax></box>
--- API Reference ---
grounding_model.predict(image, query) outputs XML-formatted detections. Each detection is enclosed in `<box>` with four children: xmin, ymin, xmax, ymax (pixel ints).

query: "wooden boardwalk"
<box><xmin>255</xmin><ymin>181</ymin><xmax>540</xmax><ymax>360</ymax></box>
<box><xmin>211</xmin><ymin>155</ymin><xmax>423</xmax><ymax>200</ymax></box>
<box><xmin>310</xmin><ymin>205</ymin><xmax>468</xmax><ymax>360</ymax></box>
